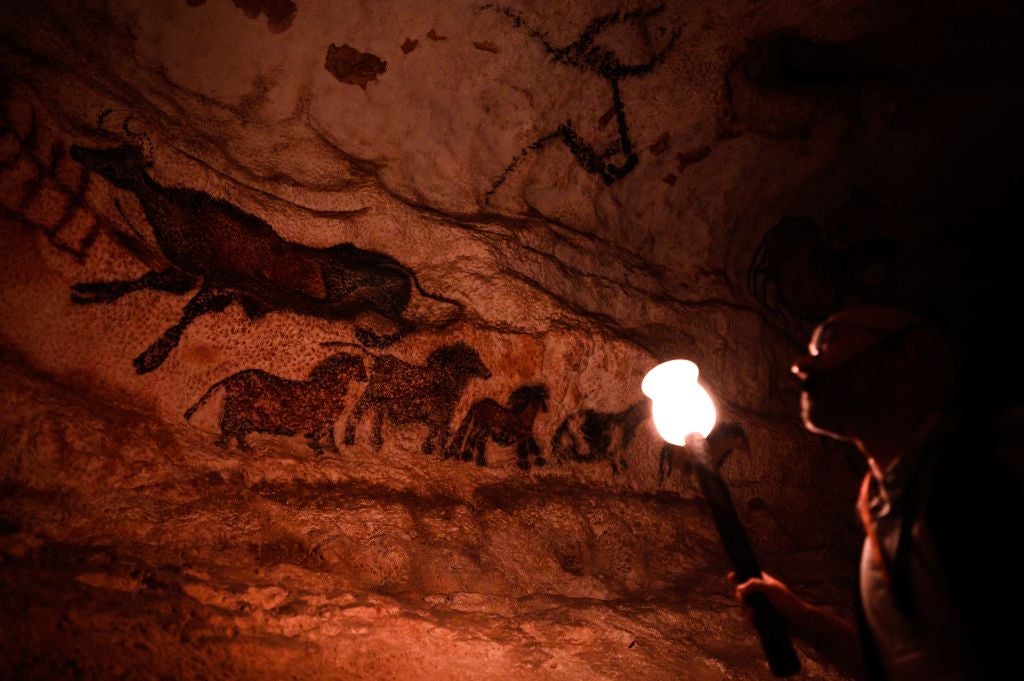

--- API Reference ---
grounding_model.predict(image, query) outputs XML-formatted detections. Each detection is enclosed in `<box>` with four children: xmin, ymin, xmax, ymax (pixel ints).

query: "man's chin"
<box><xmin>800</xmin><ymin>399</ymin><xmax>845</xmax><ymax>439</ymax></box>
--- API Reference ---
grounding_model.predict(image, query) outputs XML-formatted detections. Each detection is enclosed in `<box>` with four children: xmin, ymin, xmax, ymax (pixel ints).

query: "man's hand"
<box><xmin>729</xmin><ymin>571</ymin><xmax>815</xmax><ymax>635</ymax></box>
<box><xmin>728</xmin><ymin>571</ymin><xmax>865</xmax><ymax>679</ymax></box>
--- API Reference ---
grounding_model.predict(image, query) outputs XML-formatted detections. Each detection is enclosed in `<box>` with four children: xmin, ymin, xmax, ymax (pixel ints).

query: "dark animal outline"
<box><xmin>67</xmin><ymin>123</ymin><xmax>463</xmax><ymax>373</ymax></box>
<box><xmin>551</xmin><ymin>400</ymin><xmax>647</xmax><ymax>474</ymax></box>
<box><xmin>183</xmin><ymin>350</ymin><xmax>367</xmax><ymax>455</ymax></box>
<box><xmin>480</xmin><ymin>3</ymin><xmax>680</xmax><ymax>195</ymax></box>
<box><xmin>747</xmin><ymin>216</ymin><xmax>903</xmax><ymax>341</ymax></box>
<box><xmin>342</xmin><ymin>341</ymin><xmax>492</xmax><ymax>455</ymax></box>
<box><xmin>445</xmin><ymin>383</ymin><xmax>549</xmax><ymax>469</ymax></box>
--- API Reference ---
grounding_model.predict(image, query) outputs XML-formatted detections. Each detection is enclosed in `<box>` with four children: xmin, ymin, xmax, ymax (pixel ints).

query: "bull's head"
<box><xmin>70</xmin><ymin>144</ymin><xmax>150</xmax><ymax>190</ymax></box>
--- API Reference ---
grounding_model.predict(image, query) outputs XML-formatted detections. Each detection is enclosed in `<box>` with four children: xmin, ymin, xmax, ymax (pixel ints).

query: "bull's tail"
<box><xmin>409</xmin><ymin>269</ymin><xmax>465</xmax><ymax>321</ymax></box>
<box><xmin>183</xmin><ymin>376</ymin><xmax>230</xmax><ymax>421</ymax></box>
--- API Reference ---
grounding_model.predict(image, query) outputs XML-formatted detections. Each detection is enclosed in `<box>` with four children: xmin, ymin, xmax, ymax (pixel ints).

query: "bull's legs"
<box><xmin>219</xmin><ymin>408</ymin><xmax>252</xmax><ymax>452</ymax></box>
<box><xmin>326</xmin><ymin>424</ymin><xmax>341</xmax><ymax>455</ymax></box>
<box><xmin>515</xmin><ymin>438</ymin><xmax>544</xmax><ymax>470</ymax></box>
<box><xmin>306</xmin><ymin>421</ymin><xmax>338</xmax><ymax>456</ymax></box>
<box><xmin>446</xmin><ymin>411</ymin><xmax>473</xmax><ymax>458</ymax></box>
<box><xmin>71</xmin><ymin>269</ymin><xmax>196</xmax><ymax>304</ymax></box>
<box><xmin>134</xmin><ymin>284</ymin><xmax>233</xmax><ymax>374</ymax></box>
<box><xmin>474</xmin><ymin>433</ymin><xmax>488</xmax><ymax>467</ymax></box>
<box><xmin>423</xmin><ymin>423</ymin><xmax>449</xmax><ymax>455</ymax></box>
<box><xmin>527</xmin><ymin>438</ymin><xmax>545</xmax><ymax>468</ymax></box>
<box><xmin>371</xmin><ymin>409</ymin><xmax>384</xmax><ymax>450</ymax></box>
<box><xmin>515</xmin><ymin>440</ymin><xmax>532</xmax><ymax>470</ymax></box>
<box><xmin>343</xmin><ymin>399</ymin><xmax>370</xmax><ymax>446</ymax></box>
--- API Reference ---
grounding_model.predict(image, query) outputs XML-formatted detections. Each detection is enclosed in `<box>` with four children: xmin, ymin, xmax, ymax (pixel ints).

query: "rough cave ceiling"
<box><xmin>1</xmin><ymin>0</ymin><xmax>1021</xmax><ymax>678</ymax></box>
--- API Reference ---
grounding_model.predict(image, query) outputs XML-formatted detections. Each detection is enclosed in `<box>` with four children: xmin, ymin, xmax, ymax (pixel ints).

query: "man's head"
<box><xmin>791</xmin><ymin>306</ymin><xmax>955</xmax><ymax>445</ymax></box>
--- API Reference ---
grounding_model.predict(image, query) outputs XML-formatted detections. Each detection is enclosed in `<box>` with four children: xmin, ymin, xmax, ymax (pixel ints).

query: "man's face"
<box><xmin>791</xmin><ymin>309</ymin><xmax>920</xmax><ymax>439</ymax></box>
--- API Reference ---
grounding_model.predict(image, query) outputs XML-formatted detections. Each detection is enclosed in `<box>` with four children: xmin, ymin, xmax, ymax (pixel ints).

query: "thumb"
<box><xmin>736</xmin><ymin>576</ymin><xmax>773</xmax><ymax>600</ymax></box>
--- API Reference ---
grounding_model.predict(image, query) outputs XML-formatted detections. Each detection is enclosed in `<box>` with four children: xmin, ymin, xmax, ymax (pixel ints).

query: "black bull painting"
<box><xmin>67</xmin><ymin>143</ymin><xmax>462</xmax><ymax>373</ymax></box>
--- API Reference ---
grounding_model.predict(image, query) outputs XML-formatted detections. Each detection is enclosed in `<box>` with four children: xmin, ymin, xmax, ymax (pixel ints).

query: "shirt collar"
<box><xmin>867</xmin><ymin>412</ymin><xmax>950</xmax><ymax>518</ymax></box>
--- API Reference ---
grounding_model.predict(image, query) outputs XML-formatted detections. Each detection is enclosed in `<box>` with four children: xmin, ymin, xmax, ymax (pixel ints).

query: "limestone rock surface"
<box><xmin>2</xmin><ymin>0</ymin><xmax>1020</xmax><ymax>678</ymax></box>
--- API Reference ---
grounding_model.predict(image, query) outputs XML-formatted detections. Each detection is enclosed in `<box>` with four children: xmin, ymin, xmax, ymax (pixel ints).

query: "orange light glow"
<box><xmin>641</xmin><ymin>360</ymin><xmax>717</xmax><ymax>445</ymax></box>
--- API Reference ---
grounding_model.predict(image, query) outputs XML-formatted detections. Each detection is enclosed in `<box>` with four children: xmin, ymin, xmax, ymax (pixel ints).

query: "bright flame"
<box><xmin>641</xmin><ymin>359</ymin><xmax>717</xmax><ymax>445</ymax></box>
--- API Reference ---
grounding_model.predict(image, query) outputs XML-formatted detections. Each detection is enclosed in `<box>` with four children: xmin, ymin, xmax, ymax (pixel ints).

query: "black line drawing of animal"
<box><xmin>481</xmin><ymin>4</ymin><xmax>680</xmax><ymax>195</ymax></box>
<box><xmin>67</xmin><ymin>138</ymin><xmax>462</xmax><ymax>374</ymax></box>
<box><xmin>183</xmin><ymin>351</ymin><xmax>367</xmax><ymax>455</ymax></box>
<box><xmin>343</xmin><ymin>342</ymin><xmax>491</xmax><ymax>455</ymax></box>
<box><xmin>444</xmin><ymin>383</ymin><xmax>549</xmax><ymax>469</ymax></box>
<box><xmin>551</xmin><ymin>400</ymin><xmax>647</xmax><ymax>474</ymax></box>
<box><xmin>747</xmin><ymin>216</ymin><xmax>902</xmax><ymax>340</ymax></box>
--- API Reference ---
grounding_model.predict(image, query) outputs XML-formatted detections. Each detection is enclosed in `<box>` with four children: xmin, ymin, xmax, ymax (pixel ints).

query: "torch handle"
<box><xmin>686</xmin><ymin>442</ymin><xmax>801</xmax><ymax>677</ymax></box>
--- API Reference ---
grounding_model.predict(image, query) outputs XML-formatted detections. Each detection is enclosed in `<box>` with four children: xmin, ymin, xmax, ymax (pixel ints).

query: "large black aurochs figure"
<box><xmin>481</xmin><ymin>3</ymin><xmax>680</xmax><ymax>195</ymax></box>
<box><xmin>67</xmin><ymin>142</ymin><xmax>462</xmax><ymax>373</ymax></box>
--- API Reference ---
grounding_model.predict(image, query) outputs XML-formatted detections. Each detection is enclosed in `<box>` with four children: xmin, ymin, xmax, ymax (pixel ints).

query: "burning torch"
<box><xmin>642</xmin><ymin>360</ymin><xmax>800</xmax><ymax>677</ymax></box>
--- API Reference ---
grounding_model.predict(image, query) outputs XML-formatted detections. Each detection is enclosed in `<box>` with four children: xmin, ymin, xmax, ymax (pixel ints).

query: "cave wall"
<box><xmin>1</xmin><ymin>0</ymin><xmax>1021</xmax><ymax>678</ymax></box>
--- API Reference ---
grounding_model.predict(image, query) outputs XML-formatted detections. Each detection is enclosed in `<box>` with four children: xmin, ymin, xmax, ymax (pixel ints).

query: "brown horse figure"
<box><xmin>445</xmin><ymin>384</ymin><xmax>549</xmax><ymax>469</ymax></box>
<box><xmin>184</xmin><ymin>351</ymin><xmax>367</xmax><ymax>455</ymax></box>
<box><xmin>343</xmin><ymin>342</ymin><xmax>491</xmax><ymax>454</ymax></box>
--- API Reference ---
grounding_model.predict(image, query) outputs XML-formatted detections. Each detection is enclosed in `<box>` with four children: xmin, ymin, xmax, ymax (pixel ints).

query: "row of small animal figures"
<box><xmin>184</xmin><ymin>341</ymin><xmax>647</xmax><ymax>471</ymax></box>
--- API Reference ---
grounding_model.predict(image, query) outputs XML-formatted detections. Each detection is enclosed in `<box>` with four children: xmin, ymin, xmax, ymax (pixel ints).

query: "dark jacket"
<box><xmin>857</xmin><ymin>410</ymin><xmax>1024</xmax><ymax>680</ymax></box>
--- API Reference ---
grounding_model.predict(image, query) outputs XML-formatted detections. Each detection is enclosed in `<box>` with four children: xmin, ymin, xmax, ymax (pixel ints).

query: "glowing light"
<box><xmin>641</xmin><ymin>359</ymin><xmax>717</xmax><ymax>445</ymax></box>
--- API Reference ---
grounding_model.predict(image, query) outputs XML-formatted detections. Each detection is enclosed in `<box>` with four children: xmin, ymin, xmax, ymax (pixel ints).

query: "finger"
<box><xmin>736</xmin><ymin>579</ymin><xmax>769</xmax><ymax>598</ymax></box>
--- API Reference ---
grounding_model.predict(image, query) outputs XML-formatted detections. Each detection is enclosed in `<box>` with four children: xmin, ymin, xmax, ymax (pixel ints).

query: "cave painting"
<box><xmin>343</xmin><ymin>342</ymin><xmax>491</xmax><ymax>455</ymax></box>
<box><xmin>184</xmin><ymin>351</ymin><xmax>367</xmax><ymax>455</ymax></box>
<box><xmin>445</xmin><ymin>383</ymin><xmax>549</xmax><ymax>469</ymax></box>
<box><xmin>551</xmin><ymin>401</ymin><xmax>647</xmax><ymax>474</ymax></box>
<box><xmin>324</xmin><ymin>44</ymin><xmax>387</xmax><ymax>89</ymax></box>
<box><xmin>482</xmin><ymin>4</ymin><xmax>680</xmax><ymax>195</ymax></box>
<box><xmin>747</xmin><ymin>216</ymin><xmax>901</xmax><ymax>336</ymax></box>
<box><xmin>0</xmin><ymin>93</ymin><xmax>102</xmax><ymax>261</ymax></box>
<box><xmin>185</xmin><ymin>0</ymin><xmax>297</xmax><ymax>34</ymax></box>
<box><xmin>68</xmin><ymin>140</ymin><xmax>462</xmax><ymax>373</ymax></box>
